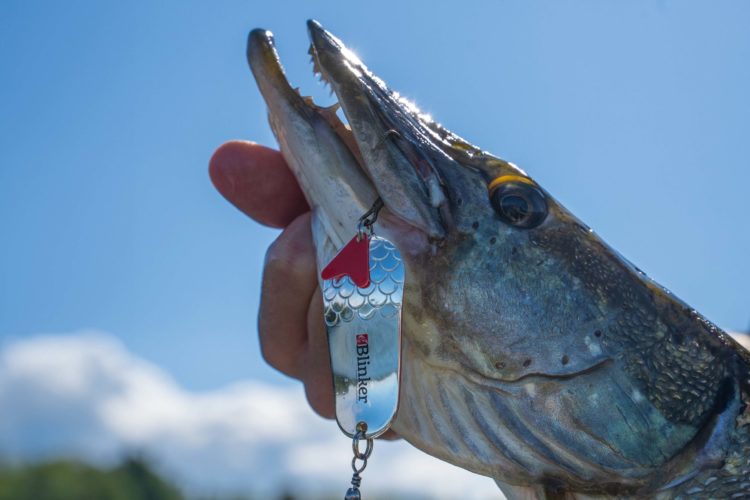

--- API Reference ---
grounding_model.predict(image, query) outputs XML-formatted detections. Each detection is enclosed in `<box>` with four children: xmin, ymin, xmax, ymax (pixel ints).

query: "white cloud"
<box><xmin>0</xmin><ymin>332</ymin><xmax>500</xmax><ymax>499</ymax></box>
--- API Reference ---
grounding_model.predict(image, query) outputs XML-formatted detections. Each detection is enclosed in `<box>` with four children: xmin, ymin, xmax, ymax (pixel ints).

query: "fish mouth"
<box><xmin>247</xmin><ymin>20</ymin><xmax>453</xmax><ymax>243</ymax></box>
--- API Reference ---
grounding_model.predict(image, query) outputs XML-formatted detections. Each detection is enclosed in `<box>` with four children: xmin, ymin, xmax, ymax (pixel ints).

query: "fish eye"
<box><xmin>488</xmin><ymin>176</ymin><xmax>548</xmax><ymax>229</ymax></box>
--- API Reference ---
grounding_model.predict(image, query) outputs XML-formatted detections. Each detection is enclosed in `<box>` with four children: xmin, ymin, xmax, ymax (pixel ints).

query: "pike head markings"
<box><xmin>246</xmin><ymin>21</ymin><xmax>750</xmax><ymax>498</ymax></box>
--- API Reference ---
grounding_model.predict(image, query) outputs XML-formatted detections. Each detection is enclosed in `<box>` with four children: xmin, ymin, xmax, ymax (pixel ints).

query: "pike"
<box><xmin>246</xmin><ymin>20</ymin><xmax>750</xmax><ymax>498</ymax></box>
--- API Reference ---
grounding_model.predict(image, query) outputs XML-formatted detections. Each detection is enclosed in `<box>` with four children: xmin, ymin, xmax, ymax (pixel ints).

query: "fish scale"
<box><xmin>246</xmin><ymin>20</ymin><xmax>750</xmax><ymax>499</ymax></box>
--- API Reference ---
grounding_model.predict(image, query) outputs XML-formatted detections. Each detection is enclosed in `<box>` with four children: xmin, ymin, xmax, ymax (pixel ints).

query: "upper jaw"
<box><xmin>306</xmin><ymin>19</ymin><xmax>451</xmax><ymax>241</ymax></box>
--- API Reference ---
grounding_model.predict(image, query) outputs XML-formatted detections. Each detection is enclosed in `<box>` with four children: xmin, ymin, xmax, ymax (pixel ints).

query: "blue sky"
<box><xmin>1</xmin><ymin>1</ymin><xmax>748</xmax><ymax>392</ymax></box>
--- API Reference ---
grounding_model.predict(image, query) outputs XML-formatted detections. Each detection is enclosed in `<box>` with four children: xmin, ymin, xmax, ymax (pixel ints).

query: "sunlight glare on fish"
<box><xmin>341</xmin><ymin>46</ymin><xmax>364</xmax><ymax>68</ymax></box>
<box><xmin>392</xmin><ymin>91</ymin><xmax>434</xmax><ymax>124</ymax></box>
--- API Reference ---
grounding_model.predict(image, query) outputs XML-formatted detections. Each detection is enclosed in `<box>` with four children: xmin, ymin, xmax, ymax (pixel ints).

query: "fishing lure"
<box><xmin>320</xmin><ymin>200</ymin><xmax>403</xmax><ymax>499</ymax></box>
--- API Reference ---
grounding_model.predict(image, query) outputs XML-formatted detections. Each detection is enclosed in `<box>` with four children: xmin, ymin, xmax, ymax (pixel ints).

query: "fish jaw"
<box><xmin>303</xmin><ymin>19</ymin><xmax>536</xmax><ymax>249</ymax></box>
<box><xmin>247</xmin><ymin>21</ymin><xmax>750</xmax><ymax>497</ymax></box>
<box><xmin>247</xmin><ymin>28</ymin><xmax>377</xmax><ymax>263</ymax></box>
<box><xmin>306</xmin><ymin>20</ymin><xmax>448</xmax><ymax>241</ymax></box>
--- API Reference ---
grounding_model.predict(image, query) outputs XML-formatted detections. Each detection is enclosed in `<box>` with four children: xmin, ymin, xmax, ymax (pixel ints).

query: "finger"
<box><xmin>302</xmin><ymin>289</ymin><xmax>335</xmax><ymax>419</ymax></box>
<box><xmin>258</xmin><ymin>212</ymin><xmax>317</xmax><ymax>378</ymax></box>
<box><xmin>209</xmin><ymin>140</ymin><xmax>309</xmax><ymax>228</ymax></box>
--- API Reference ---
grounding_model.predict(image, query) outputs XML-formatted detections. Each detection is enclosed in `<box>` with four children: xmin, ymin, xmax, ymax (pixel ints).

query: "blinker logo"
<box><xmin>356</xmin><ymin>333</ymin><xmax>370</xmax><ymax>403</ymax></box>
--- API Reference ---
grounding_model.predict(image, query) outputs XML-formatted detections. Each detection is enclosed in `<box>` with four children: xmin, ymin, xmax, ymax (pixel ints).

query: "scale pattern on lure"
<box><xmin>323</xmin><ymin>238</ymin><xmax>404</xmax><ymax>327</ymax></box>
<box><xmin>322</xmin><ymin>235</ymin><xmax>404</xmax><ymax>439</ymax></box>
<box><xmin>245</xmin><ymin>19</ymin><xmax>750</xmax><ymax>499</ymax></box>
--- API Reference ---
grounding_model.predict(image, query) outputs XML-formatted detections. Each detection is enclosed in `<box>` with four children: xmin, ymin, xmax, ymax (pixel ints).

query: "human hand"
<box><xmin>209</xmin><ymin>140</ymin><xmax>335</xmax><ymax>419</ymax></box>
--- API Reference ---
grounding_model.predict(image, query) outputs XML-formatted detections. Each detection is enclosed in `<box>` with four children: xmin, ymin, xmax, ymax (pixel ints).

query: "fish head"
<box><xmin>247</xmin><ymin>21</ymin><xmax>748</xmax><ymax>494</ymax></box>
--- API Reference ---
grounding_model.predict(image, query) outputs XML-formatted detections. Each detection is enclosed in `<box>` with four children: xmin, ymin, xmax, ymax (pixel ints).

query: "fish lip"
<box><xmin>246</xmin><ymin>28</ymin><xmax>315</xmax><ymax>120</ymax></box>
<box><xmin>307</xmin><ymin>20</ymin><xmax>448</xmax><ymax>240</ymax></box>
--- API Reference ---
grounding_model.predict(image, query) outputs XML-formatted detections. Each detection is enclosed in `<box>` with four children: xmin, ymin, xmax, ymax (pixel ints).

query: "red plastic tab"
<box><xmin>321</xmin><ymin>235</ymin><xmax>370</xmax><ymax>288</ymax></box>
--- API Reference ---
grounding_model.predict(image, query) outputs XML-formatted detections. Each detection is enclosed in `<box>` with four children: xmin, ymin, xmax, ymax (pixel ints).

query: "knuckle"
<box><xmin>262</xmin><ymin>237</ymin><xmax>305</xmax><ymax>283</ymax></box>
<box><xmin>258</xmin><ymin>335</ymin><xmax>279</xmax><ymax>365</ymax></box>
<box><xmin>257</xmin><ymin>318</ymin><xmax>300</xmax><ymax>378</ymax></box>
<box><xmin>262</xmin><ymin>219</ymin><xmax>315</xmax><ymax>279</ymax></box>
<box><xmin>263</xmin><ymin>237</ymin><xmax>291</xmax><ymax>273</ymax></box>
<box><xmin>304</xmin><ymin>380</ymin><xmax>335</xmax><ymax>420</ymax></box>
<box><xmin>259</xmin><ymin>340</ymin><xmax>299</xmax><ymax>379</ymax></box>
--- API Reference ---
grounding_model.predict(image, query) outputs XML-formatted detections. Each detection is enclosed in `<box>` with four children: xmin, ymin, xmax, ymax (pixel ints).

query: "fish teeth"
<box><xmin>309</xmin><ymin>46</ymin><xmax>323</xmax><ymax>76</ymax></box>
<box><xmin>308</xmin><ymin>44</ymin><xmax>331</xmax><ymax>89</ymax></box>
<box><xmin>306</xmin><ymin>44</ymin><xmax>335</xmax><ymax>99</ymax></box>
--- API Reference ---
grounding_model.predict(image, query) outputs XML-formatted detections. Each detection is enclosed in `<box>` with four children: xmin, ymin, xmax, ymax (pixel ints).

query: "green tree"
<box><xmin>0</xmin><ymin>458</ymin><xmax>183</xmax><ymax>500</ymax></box>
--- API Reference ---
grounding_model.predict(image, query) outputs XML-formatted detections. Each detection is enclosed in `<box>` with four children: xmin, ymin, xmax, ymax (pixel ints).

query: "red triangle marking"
<box><xmin>321</xmin><ymin>235</ymin><xmax>370</xmax><ymax>288</ymax></box>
